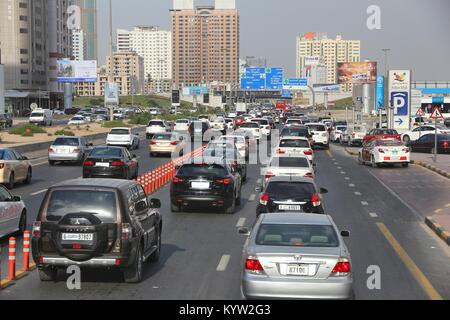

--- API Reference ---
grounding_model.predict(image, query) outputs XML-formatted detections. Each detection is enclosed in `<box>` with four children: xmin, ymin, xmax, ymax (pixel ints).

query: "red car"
<box><xmin>234</xmin><ymin>116</ymin><xmax>246</xmax><ymax>127</ymax></box>
<box><xmin>363</xmin><ymin>129</ymin><xmax>401</xmax><ymax>144</ymax></box>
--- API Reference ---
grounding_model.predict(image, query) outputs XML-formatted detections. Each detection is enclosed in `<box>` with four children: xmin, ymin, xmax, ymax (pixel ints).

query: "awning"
<box><xmin>5</xmin><ymin>90</ymin><xmax>49</xmax><ymax>99</ymax></box>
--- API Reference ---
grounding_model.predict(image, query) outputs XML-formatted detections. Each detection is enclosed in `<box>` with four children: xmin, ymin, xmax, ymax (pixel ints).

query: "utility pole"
<box><xmin>108</xmin><ymin>0</ymin><xmax>114</xmax><ymax>121</ymax></box>
<box><xmin>382</xmin><ymin>48</ymin><xmax>391</xmax><ymax>128</ymax></box>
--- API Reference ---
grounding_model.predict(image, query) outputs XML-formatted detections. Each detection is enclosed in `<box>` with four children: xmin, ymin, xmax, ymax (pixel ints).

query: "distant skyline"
<box><xmin>96</xmin><ymin>0</ymin><xmax>450</xmax><ymax>80</ymax></box>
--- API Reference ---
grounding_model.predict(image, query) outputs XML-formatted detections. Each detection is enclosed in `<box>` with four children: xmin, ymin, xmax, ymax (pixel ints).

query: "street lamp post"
<box><xmin>382</xmin><ymin>48</ymin><xmax>391</xmax><ymax>128</ymax></box>
<box><xmin>108</xmin><ymin>0</ymin><xmax>114</xmax><ymax>121</ymax></box>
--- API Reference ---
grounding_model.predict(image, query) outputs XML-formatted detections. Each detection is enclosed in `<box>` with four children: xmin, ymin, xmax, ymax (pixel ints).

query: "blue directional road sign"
<box><xmin>240</xmin><ymin>68</ymin><xmax>266</xmax><ymax>90</ymax></box>
<box><xmin>282</xmin><ymin>89</ymin><xmax>292</xmax><ymax>98</ymax></box>
<box><xmin>265</xmin><ymin>68</ymin><xmax>284</xmax><ymax>90</ymax></box>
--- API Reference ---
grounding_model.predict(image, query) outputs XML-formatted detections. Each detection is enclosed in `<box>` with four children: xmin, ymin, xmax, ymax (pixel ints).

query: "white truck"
<box><xmin>236</xmin><ymin>102</ymin><xmax>247</xmax><ymax>113</ymax></box>
<box><xmin>29</xmin><ymin>108</ymin><xmax>53</xmax><ymax>126</ymax></box>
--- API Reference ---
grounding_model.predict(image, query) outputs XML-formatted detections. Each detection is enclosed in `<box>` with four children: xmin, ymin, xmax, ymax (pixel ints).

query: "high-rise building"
<box><xmin>0</xmin><ymin>0</ymin><xmax>49</xmax><ymax>114</ymax></box>
<box><xmin>171</xmin><ymin>0</ymin><xmax>240</xmax><ymax>89</ymax></box>
<box><xmin>72</xmin><ymin>0</ymin><xmax>98</xmax><ymax>61</ymax></box>
<box><xmin>296</xmin><ymin>33</ymin><xmax>361</xmax><ymax>91</ymax></box>
<box><xmin>117</xmin><ymin>26</ymin><xmax>172</xmax><ymax>93</ymax></box>
<box><xmin>72</xmin><ymin>30</ymin><xmax>87</xmax><ymax>61</ymax></box>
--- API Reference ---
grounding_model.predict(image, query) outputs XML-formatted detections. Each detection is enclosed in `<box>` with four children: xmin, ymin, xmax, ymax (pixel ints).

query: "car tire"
<box><xmin>7</xmin><ymin>172</ymin><xmax>15</xmax><ymax>189</ymax></box>
<box><xmin>403</xmin><ymin>135</ymin><xmax>410</xmax><ymax>143</ymax></box>
<box><xmin>49</xmin><ymin>160</ymin><xmax>56</xmax><ymax>167</ymax></box>
<box><xmin>38</xmin><ymin>268</ymin><xmax>57</xmax><ymax>282</ymax></box>
<box><xmin>225</xmin><ymin>197</ymin><xmax>236</xmax><ymax>214</ymax></box>
<box><xmin>25</xmin><ymin>167</ymin><xmax>32</xmax><ymax>184</ymax></box>
<box><xmin>171</xmin><ymin>203</ymin><xmax>180</xmax><ymax>213</ymax></box>
<box><xmin>124</xmin><ymin>244</ymin><xmax>144</xmax><ymax>283</ymax></box>
<box><xmin>18</xmin><ymin>210</ymin><xmax>26</xmax><ymax>233</ymax></box>
<box><xmin>148</xmin><ymin>229</ymin><xmax>161</xmax><ymax>263</ymax></box>
<box><xmin>371</xmin><ymin>156</ymin><xmax>379</xmax><ymax>168</ymax></box>
<box><xmin>236</xmin><ymin>189</ymin><xmax>242</xmax><ymax>206</ymax></box>
<box><xmin>402</xmin><ymin>163</ymin><xmax>409</xmax><ymax>168</ymax></box>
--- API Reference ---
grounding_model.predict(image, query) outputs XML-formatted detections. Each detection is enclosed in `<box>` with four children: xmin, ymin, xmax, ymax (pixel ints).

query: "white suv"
<box><xmin>146</xmin><ymin>120</ymin><xmax>169</xmax><ymax>139</ymax></box>
<box><xmin>306</xmin><ymin>123</ymin><xmax>330</xmax><ymax>149</ymax></box>
<box><xmin>106</xmin><ymin>127</ymin><xmax>140</xmax><ymax>150</ymax></box>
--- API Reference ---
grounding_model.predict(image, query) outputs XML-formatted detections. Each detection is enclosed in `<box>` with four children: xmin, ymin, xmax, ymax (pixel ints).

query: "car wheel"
<box><xmin>18</xmin><ymin>210</ymin><xmax>27</xmax><ymax>233</ymax></box>
<box><xmin>225</xmin><ymin>197</ymin><xmax>236</xmax><ymax>214</ymax></box>
<box><xmin>403</xmin><ymin>135</ymin><xmax>410</xmax><ymax>143</ymax></box>
<box><xmin>148</xmin><ymin>229</ymin><xmax>161</xmax><ymax>263</ymax></box>
<box><xmin>38</xmin><ymin>268</ymin><xmax>57</xmax><ymax>282</ymax></box>
<box><xmin>7</xmin><ymin>172</ymin><xmax>15</xmax><ymax>189</ymax></box>
<box><xmin>124</xmin><ymin>244</ymin><xmax>144</xmax><ymax>283</ymax></box>
<box><xmin>236</xmin><ymin>189</ymin><xmax>242</xmax><ymax>206</ymax></box>
<box><xmin>49</xmin><ymin>160</ymin><xmax>56</xmax><ymax>166</ymax></box>
<box><xmin>402</xmin><ymin>163</ymin><xmax>409</xmax><ymax>168</ymax></box>
<box><xmin>25</xmin><ymin>167</ymin><xmax>32</xmax><ymax>184</ymax></box>
<box><xmin>171</xmin><ymin>203</ymin><xmax>180</xmax><ymax>213</ymax></box>
<box><xmin>371</xmin><ymin>156</ymin><xmax>379</xmax><ymax>168</ymax></box>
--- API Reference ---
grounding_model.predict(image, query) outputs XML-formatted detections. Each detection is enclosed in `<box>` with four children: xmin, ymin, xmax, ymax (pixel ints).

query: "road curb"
<box><xmin>425</xmin><ymin>217</ymin><xmax>450</xmax><ymax>246</ymax></box>
<box><xmin>411</xmin><ymin>160</ymin><xmax>450</xmax><ymax>180</ymax></box>
<box><xmin>0</xmin><ymin>262</ymin><xmax>37</xmax><ymax>290</ymax></box>
<box><xmin>344</xmin><ymin>148</ymin><xmax>359</xmax><ymax>156</ymax></box>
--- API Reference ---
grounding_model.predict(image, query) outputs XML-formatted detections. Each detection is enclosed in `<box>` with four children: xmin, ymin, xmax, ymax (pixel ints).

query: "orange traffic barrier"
<box><xmin>22</xmin><ymin>231</ymin><xmax>30</xmax><ymax>272</ymax></box>
<box><xmin>8</xmin><ymin>237</ymin><xmax>16</xmax><ymax>281</ymax></box>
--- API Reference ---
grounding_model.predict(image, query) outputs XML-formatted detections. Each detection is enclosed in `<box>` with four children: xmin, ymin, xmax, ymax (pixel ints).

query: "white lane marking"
<box><xmin>257</xmin><ymin>179</ymin><xmax>262</xmax><ymax>184</ymax></box>
<box><xmin>349</xmin><ymin>184</ymin><xmax>355</xmax><ymax>188</ymax></box>
<box><xmin>361</xmin><ymin>201</ymin><xmax>369</xmax><ymax>206</ymax></box>
<box><xmin>337</xmin><ymin>166</ymin><xmax>342</xmax><ymax>170</ymax></box>
<box><xmin>345</xmin><ymin>177</ymin><xmax>351</xmax><ymax>180</ymax></box>
<box><xmin>236</xmin><ymin>218</ymin><xmax>246</xmax><ymax>228</ymax></box>
<box><xmin>341</xmin><ymin>171</ymin><xmax>346</xmax><ymax>175</ymax></box>
<box><xmin>216</xmin><ymin>255</ymin><xmax>231</xmax><ymax>272</ymax></box>
<box><xmin>31</xmin><ymin>189</ymin><xmax>48</xmax><ymax>196</ymax></box>
<box><xmin>354</xmin><ymin>192</ymin><xmax>362</xmax><ymax>196</ymax></box>
<box><xmin>369</xmin><ymin>213</ymin><xmax>379</xmax><ymax>218</ymax></box>
<box><xmin>249</xmin><ymin>194</ymin><xmax>256</xmax><ymax>201</ymax></box>
<box><xmin>434</xmin><ymin>209</ymin><xmax>443</xmax><ymax>214</ymax></box>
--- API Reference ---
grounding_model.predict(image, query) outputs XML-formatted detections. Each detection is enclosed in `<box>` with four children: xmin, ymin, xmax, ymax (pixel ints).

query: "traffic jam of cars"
<box><xmin>0</xmin><ymin>104</ymin><xmax>450</xmax><ymax>301</ymax></box>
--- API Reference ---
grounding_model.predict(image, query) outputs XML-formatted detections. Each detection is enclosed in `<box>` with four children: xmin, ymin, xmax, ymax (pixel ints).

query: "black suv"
<box><xmin>170</xmin><ymin>161</ymin><xmax>242</xmax><ymax>214</ymax></box>
<box><xmin>256</xmin><ymin>176</ymin><xmax>327</xmax><ymax>217</ymax></box>
<box><xmin>189</xmin><ymin>121</ymin><xmax>211</xmax><ymax>142</ymax></box>
<box><xmin>32</xmin><ymin>179</ymin><xmax>162</xmax><ymax>283</ymax></box>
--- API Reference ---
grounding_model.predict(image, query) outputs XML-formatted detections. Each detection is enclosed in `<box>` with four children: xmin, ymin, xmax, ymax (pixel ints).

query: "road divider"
<box><xmin>425</xmin><ymin>217</ymin><xmax>450</xmax><ymax>246</ymax></box>
<box><xmin>411</xmin><ymin>160</ymin><xmax>450</xmax><ymax>180</ymax></box>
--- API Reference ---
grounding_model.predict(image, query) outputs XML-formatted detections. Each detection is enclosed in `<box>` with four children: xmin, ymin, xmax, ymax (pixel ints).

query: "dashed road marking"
<box><xmin>31</xmin><ymin>189</ymin><xmax>48</xmax><ymax>196</ymax></box>
<box><xmin>361</xmin><ymin>201</ymin><xmax>369</xmax><ymax>206</ymax></box>
<box><xmin>369</xmin><ymin>212</ymin><xmax>378</xmax><ymax>218</ymax></box>
<box><xmin>236</xmin><ymin>218</ymin><xmax>246</xmax><ymax>228</ymax></box>
<box><xmin>354</xmin><ymin>192</ymin><xmax>361</xmax><ymax>196</ymax></box>
<box><xmin>345</xmin><ymin>177</ymin><xmax>351</xmax><ymax>180</ymax></box>
<box><xmin>249</xmin><ymin>194</ymin><xmax>256</xmax><ymax>201</ymax></box>
<box><xmin>257</xmin><ymin>178</ymin><xmax>262</xmax><ymax>184</ymax></box>
<box><xmin>341</xmin><ymin>171</ymin><xmax>346</xmax><ymax>175</ymax></box>
<box><xmin>446</xmin><ymin>204</ymin><xmax>450</xmax><ymax>208</ymax></box>
<box><xmin>434</xmin><ymin>209</ymin><xmax>443</xmax><ymax>214</ymax></box>
<box><xmin>216</xmin><ymin>255</ymin><xmax>231</xmax><ymax>272</ymax></box>
<box><xmin>349</xmin><ymin>184</ymin><xmax>355</xmax><ymax>188</ymax></box>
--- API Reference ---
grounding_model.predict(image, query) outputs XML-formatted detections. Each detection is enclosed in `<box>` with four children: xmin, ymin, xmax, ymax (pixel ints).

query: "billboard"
<box><xmin>283</xmin><ymin>78</ymin><xmax>308</xmax><ymax>90</ymax></box>
<box><xmin>376</xmin><ymin>76</ymin><xmax>385</xmax><ymax>111</ymax></box>
<box><xmin>182</xmin><ymin>86</ymin><xmax>208</xmax><ymax>97</ymax></box>
<box><xmin>57</xmin><ymin>60</ymin><xmax>97</xmax><ymax>82</ymax></box>
<box><xmin>389</xmin><ymin>70</ymin><xmax>411</xmax><ymax>130</ymax></box>
<box><xmin>304</xmin><ymin>56</ymin><xmax>321</xmax><ymax>66</ymax></box>
<box><xmin>313</xmin><ymin>84</ymin><xmax>340</xmax><ymax>93</ymax></box>
<box><xmin>105</xmin><ymin>82</ymin><xmax>119</xmax><ymax>105</ymax></box>
<box><xmin>337</xmin><ymin>62</ymin><xmax>377</xmax><ymax>84</ymax></box>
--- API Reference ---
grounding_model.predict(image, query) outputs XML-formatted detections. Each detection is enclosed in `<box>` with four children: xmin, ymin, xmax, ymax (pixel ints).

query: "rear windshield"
<box><xmin>280</xmin><ymin>139</ymin><xmax>310</xmax><ymax>148</ymax></box>
<box><xmin>374</xmin><ymin>129</ymin><xmax>398</xmax><ymax>135</ymax></box>
<box><xmin>266</xmin><ymin>182</ymin><xmax>315</xmax><ymax>199</ymax></box>
<box><xmin>149</xmin><ymin>121</ymin><xmax>164</xmax><ymax>126</ymax></box>
<box><xmin>218</xmin><ymin>137</ymin><xmax>245</xmax><ymax>145</ymax></box>
<box><xmin>307</xmin><ymin>125</ymin><xmax>327</xmax><ymax>132</ymax></box>
<box><xmin>240</xmin><ymin>123</ymin><xmax>259</xmax><ymax>128</ymax></box>
<box><xmin>89</xmin><ymin>148</ymin><xmax>122</xmax><ymax>158</ymax></box>
<box><xmin>375</xmin><ymin>140</ymin><xmax>403</xmax><ymax>147</ymax></box>
<box><xmin>46</xmin><ymin>190</ymin><xmax>117</xmax><ymax>223</ymax></box>
<box><xmin>153</xmin><ymin>133</ymin><xmax>174</xmax><ymax>140</ymax></box>
<box><xmin>31</xmin><ymin>112</ymin><xmax>44</xmax><ymax>117</ymax></box>
<box><xmin>110</xmin><ymin>129</ymin><xmax>129</xmax><ymax>135</ymax></box>
<box><xmin>53</xmin><ymin>138</ymin><xmax>79</xmax><ymax>146</ymax></box>
<box><xmin>177</xmin><ymin>164</ymin><xmax>228</xmax><ymax>177</ymax></box>
<box><xmin>287</xmin><ymin>119</ymin><xmax>303</xmax><ymax>125</ymax></box>
<box><xmin>252</xmin><ymin>119</ymin><xmax>269</xmax><ymax>125</ymax></box>
<box><xmin>336</xmin><ymin>126</ymin><xmax>347</xmax><ymax>131</ymax></box>
<box><xmin>270</xmin><ymin>157</ymin><xmax>310</xmax><ymax>168</ymax></box>
<box><xmin>176</xmin><ymin>120</ymin><xmax>189</xmax><ymax>124</ymax></box>
<box><xmin>256</xmin><ymin>224</ymin><xmax>339</xmax><ymax>247</ymax></box>
<box><xmin>281</xmin><ymin>128</ymin><xmax>309</xmax><ymax>137</ymax></box>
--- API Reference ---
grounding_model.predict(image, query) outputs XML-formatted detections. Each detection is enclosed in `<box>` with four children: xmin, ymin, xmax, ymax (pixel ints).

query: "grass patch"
<box><xmin>102</xmin><ymin>120</ymin><xmax>131</xmax><ymax>128</ymax></box>
<box><xmin>9</xmin><ymin>124</ymin><xmax>47</xmax><ymax>136</ymax></box>
<box><xmin>54</xmin><ymin>130</ymin><xmax>75</xmax><ymax>137</ymax></box>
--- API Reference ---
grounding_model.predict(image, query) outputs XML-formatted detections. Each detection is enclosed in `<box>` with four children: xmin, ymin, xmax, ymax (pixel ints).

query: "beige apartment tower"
<box><xmin>171</xmin><ymin>0</ymin><xmax>240</xmax><ymax>89</ymax></box>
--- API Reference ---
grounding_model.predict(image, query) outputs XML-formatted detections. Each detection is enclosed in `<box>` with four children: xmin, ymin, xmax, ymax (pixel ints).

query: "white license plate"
<box><xmin>279</xmin><ymin>205</ymin><xmax>302</xmax><ymax>211</ymax></box>
<box><xmin>96</xmin><ymin>162</ymin><xmax>110</xmax><ymax>168</ymax></box>
<box><xmin>191</xmin><ymin>182</ymin><xmax>210</xmax><ymax>190</ymax></box>
<box><xmin>62</xmin><ymin>233</ymin><xmax>93</xmax><ymax>241</ymax></box>
<box><xmin>58</xmin><ymin>148</ymin><xmax>70</xmax><ymax>153</ymax></box>
<box><xmin>287</xmin><ymin>264</ymin><xmax>309</xmax><ymax>276</ymax></box>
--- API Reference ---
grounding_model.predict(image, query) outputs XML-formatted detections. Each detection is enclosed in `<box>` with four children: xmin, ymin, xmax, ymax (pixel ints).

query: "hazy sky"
<box><xmin>97</xmin><ymin>0</ymin><xmax>450</xmax><ymax>80</ymax></box>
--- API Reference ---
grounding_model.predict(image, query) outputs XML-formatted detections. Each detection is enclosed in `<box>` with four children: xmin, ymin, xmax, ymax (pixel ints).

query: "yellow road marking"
<box><xmin>377</xmin><ymin>223</ymin><xmax>443</xmax><ymax>300</ymax></box>
<box><xmin>446</xmin><ymin>204</ymin><xmax>450</xmax><ymax>208</ymax></box>
<box><xmin>434</xmin><ymin>209</ymin><xmax>443</xmax><ymax>214</ymax></box>
<box><xmin>326</xmin><ymin>150</ymin><xmax>332</xmax><ymax>157</ymax></box>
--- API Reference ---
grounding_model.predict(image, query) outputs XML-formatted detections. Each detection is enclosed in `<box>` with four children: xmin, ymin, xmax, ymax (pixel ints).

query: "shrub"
<box><xmin>129</xmin><ymin>113</ymin><xmax>153</xmax><ymax>125</ymax></box>
<box><xmin>21</xmin><ymin>132</ymin><xmax>34</xmax><ymax>137</ymax></box>
<box><xmin>54</xmin><ymin>130</ymin><xmax>75</xmax><ymax>137</ymax></box>
<box><xmin>9</xmin><ymin>124</ymin><xmax>46</xmax><ymax>135</ymax></box>
<box><xmin>102</xmin><ymin>120</ymin><xmax>130</xmax><ymax>128</ymax></box>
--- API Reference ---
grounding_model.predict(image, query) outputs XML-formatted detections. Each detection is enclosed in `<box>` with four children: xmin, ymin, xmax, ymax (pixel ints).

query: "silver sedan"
<box><xmin>239</xmin><ymin>213</ymin><xmax>354</xmax><ymax>300</ymax></box>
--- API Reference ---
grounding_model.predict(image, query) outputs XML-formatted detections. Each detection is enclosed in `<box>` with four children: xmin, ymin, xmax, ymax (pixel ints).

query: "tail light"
<box><xmin>149</xmin><ymin>141</ymin><xmax>157</xmax><ymax>145</ymax></box>
<box><xmin>265</xmin><ymin>125</ymin><xmax>270</xmax><ymax>130</ymax></box>
<box><xmin>352</xmin><ymin>133</ymin><xmax>356</xmax><ymax>138</ymax></box>
<box><xmin>304</xmin><ymin>172</ymin><xmax>314</xmax><ymax>179</ymax></box>
<box><xmin>260</xmin><ymin>193</ymin><xmax>270</xmax><ymax>206</ymax></box>
<box><xmin>304</xmin><ymin>150</ymin><xmax>313</xmax><ymax>156</ymax></box>
<box><xmin>245</xmin><ymin>257</ymin><xmax>264</xmax><ymax>274</ymax></box>
<box><xmin>170</xmin><ymin>141</ymin><xmax>178</xmax><ymax>146</ymax></box>
<box><xmin>265</xmin><ymin>172</ymin><xmax>275</xmax><ymax>180</ymax></box>
<box><xmin>32</xmin><ymin>221</ymin><xmax>41</xmax><ymax>238</ymax></box>
<box><xmin>48</xmin><ymin>147</ymin><xmax>55</xmax><ymax>153</ymax></box>
<box><xmin>378</xmin><ymin>148</ymin><xmax>385</xmax><ymax>153</ymax></box>
<box><xmin>83</xmin><ymin>160</ymin><xmax>94</xmax><ymax>166</ymax></box>
<box><xmin>216</xmin><ymin>178</ymin><xmax>231</xmax><ymax>185</ymax></box>
<box><xmin>443</xmin><ymin>141</ymin><xmax>449</xmax><ymax>148</ymax></box>
<box><xmin>276</xmin><ymin>149</ymin><xmax>286</xmax><ymax>154</ymax></box>
<box><xmin>311</xmin><ymin>194</ymin><xmax>321</xmax><ymax>207</ymax></box>
<box><xmin>402</xmin><ymin>148</ymin><xmax>410</xmax><ymax>153</ymax></box>
<box><xmin>121</xmin><ymin>223</ymin><xmax>131</xmax><ymax>240</ymax></box>
<box><xmin>0</xmin><ymin>163</ymin><xmax>4</xmax><ymax>170</ymax></box>
<box><xmin>331</xmin><ymin>258</ymin><xmax>351</xmax><ymax>276</ymax></box>
<box><xmin>172</xmin><ymin>176</ymin><xmax>185</xmax><ymax>183</ymax></box>
<box><xmin>72</xmin><ymin>148</ymin><xmax>81</xmax><ymax>153</ymax></box>
<box><xmin>112</xmin><ymin>160</ymin><xmax>125</xmax><ymax>167</ymax></box>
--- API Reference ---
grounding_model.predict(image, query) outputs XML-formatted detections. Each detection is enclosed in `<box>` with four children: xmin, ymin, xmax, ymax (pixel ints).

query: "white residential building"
<box><xmin>72</xmin><ymin>30</ymin><xmax>87</xmax><ymax>61</ymax></box>
<box><xmin>116</xmin><ymin>29</ymin><xmax>131</xmax><ymax>52</ymax></box>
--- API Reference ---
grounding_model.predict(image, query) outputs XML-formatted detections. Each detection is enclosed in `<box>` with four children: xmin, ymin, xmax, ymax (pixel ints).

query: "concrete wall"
<box><xmin>0</xmin><ymin>65</ymin><xmax>5</xmax><ymax>114</ymax></box>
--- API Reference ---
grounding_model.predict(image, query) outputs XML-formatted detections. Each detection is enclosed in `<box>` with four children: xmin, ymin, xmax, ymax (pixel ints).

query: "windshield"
<box><xmin>256</xmin><ymin>224</ymin><xmax>339</xmax><ymax>247</ymax></box>
<box><xmin>177</xmin><ymin>164</ymin><xmax>228</xmax><ymax>177</ymax></box>
<box><xmin>46</xmin><ymin>190</ymin><xmax>117</xmax><ymax>223</ymax></box>
<box><xmin>252</xmin><ymin>119</ymin><xmax>269</xmax><ymax>125</ymax></box>
<box><xmin>89</xmin><ymin>147</ymin><xmax>122</xmax><ymax>158</ymax></box>
<box><xmin>287</xmin><ymin>119</ymin><xmax>303</xmax><ymax>125</ymax></box>
<box><xmin>176</xmin><ymin>120</ymin><xmax>189</xmax><ymax>124</ymax></box>
<box><xmin>270</xmin><ymin>157</ymin><xmax>310</xmax><ymax>168</ymax></box>
<box><xmin>53</xmin><ymin>138</ymin><xmax>79</xmax><ymax>146</ymax></box>
<box><xmin>280</xmin><ymin>139</ymin><xmax>310</xmax><ymax>148</ymax></box>
<box><xmin>149</xmin><ymin>121</ymin><xmax>164</xmax><ymax>126</ymax></box>
<box><xmin>110</xmin><ymin>129</ymin><xmax>129</xmax><ymax>135</ymax></box>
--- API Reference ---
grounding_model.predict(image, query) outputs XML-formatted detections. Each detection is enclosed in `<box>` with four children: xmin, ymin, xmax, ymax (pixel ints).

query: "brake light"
<box><xmin>111</xmin><ymin>160</ymin><xmax>125</xmax><ymax>167</ymax></box>
<box><xmin>311</xmin><ymin>194</ymin><xmax>321</xmax><ymax>207</ymax></box>
<box><xmin>276</xmin><ymin>149</ymin><xmax>286</xmax><ymax>154</ymax></box>
<box><xmin>121</xmin><ymin>223</ymin><xmax>131</xmax><ymax>240</ymax></box>
<box><xmin>332</xmin><ymin>259</ymin><xmax>351</xmax><ymax>276</ymax></box>
<box><xmin>170</xmin><ymin>141</ymin><xmax>178</xmax><ymax>146</ymax></box>
<box><xmin>443</xmin><ymin>141</ymin><xmax>449</xmax><ymax>148</ymax></box>
<box><xmin>32</xmin><ymin>222</ymin><xmax>41</xmax><ymax>238</ymax></box>
<box><xmin>72</xmin><ymin>148</ymin><xmax>81</xmax><ymax>153</ymax></box>
<box><xmin>48</xmin><ymin>147</ymin><xmax>55</xmax><ymax>153</ymax></box>
<box><xmin>245</xmin><ymin>258</ymin><xmax>264</xmax><ymax>273</ymax></box>
<box><xmin>304</xmin><ymin>150</ymin><xmax>313</xmax><ymax>156</ymax></box>
<box><xmin>260</xmin><ymin>193</ymin><xmax>270</xmax><ymax>205</ymax></box>
<box><xmin>402</xmin><ymin>148</ymin><xmax>410</xmax><ymax>153</ymax></box>
<box><xmin>216</xmin><ymin>178</ymin><xmax>232</xmax><ymax>185</ymax></box>
<box><xmin>265</xmin><ymin>172</ymin><xmax>275</xmax><ymax>180</ymax></box>
<box><xmin>0</xmin><ymin>163</ymin><xmax>4</xmax><ymax>170</ymax></box>
<box><xmin>304</xmin><ymin>172</ymin><xmax>314</xmax><ymax>179</ymax></box>
<box><xmin>149</xmin><ymin>141</ymin><xmax>157</xmax><ymax>145</ymax></box>
<box><xmin>352</xmin><ymin>133</ymin><xmax>356</xmax><ymax>138</ymax></box>
<box><xmin>83</xmin><ymin>160</ymin><xmax>94</xmax><ymax>166</ymax></box>
<box><xmin>172</xmin><ymin>176</ymin><xmax>185</xmax><ymax>183</ymax></box>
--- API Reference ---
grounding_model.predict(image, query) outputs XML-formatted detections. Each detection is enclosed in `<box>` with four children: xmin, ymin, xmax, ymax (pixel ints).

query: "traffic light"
<box><xmin>222</xmin><ymin>95</ymin><xmax>227</xmax><ymax>104</ymax></box>
<box><xmin>203</xmin><ymin>93</ymin><xmax>210</xmax><ymax>104</ymax></box>
<box><xmin>172</xmin><ymin>90</ymin><xmax>180</xmax><ymax>104</ymax></box>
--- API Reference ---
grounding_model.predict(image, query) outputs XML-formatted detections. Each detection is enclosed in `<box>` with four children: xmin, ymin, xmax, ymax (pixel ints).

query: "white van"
<box><xmin>29</xmin><ymin>109</ymin><xmax>53</xmax><ymax>126</ymax></box>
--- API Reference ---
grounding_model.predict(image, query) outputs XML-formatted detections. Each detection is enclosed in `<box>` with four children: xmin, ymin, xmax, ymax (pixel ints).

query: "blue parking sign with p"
<box><xmin>391</xmin><ymin>92</ymin><xmax>409</xmax><ymax>116</ymax></box>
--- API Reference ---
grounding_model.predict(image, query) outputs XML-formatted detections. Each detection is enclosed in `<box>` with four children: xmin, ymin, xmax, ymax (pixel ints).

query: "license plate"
<box><xmin>96</xmin><ymin>162</ymin><xmax>110</xmax><ymax>168</ymax></box>
<box><xmin>392</xmin><ymin>150</ymin><xmax>398</xmax><ymax>155</ymax></box>
<box><xmin>62</xmin><ymin>233</ymin><xmax>93</xmax><ymax>241</ymax></box>
<box><xmin>279</xmin><ymin>205</ymin><xmax>302</xmax><ymax>211</ymax></box>
<box><xmin>287</xmin><ymin>264</ymin><xmax>309</xmax><ymax>276</ymax></box>
<box><xmin>58</xmin><ymin>148</ymin><xmax>69</xmax><ymax>153</ymax></box>
<box><xmin>191</xmin><ymin>182</ymin><xmax>210</xmax><ymax>190</ymax></box>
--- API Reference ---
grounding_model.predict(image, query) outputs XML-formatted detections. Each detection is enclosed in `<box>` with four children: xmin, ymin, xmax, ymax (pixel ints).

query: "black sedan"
<box><xmin>408</xmin><ymin>134</ymin><xmax>450</xmax><ymax>154</ymax></box>
<box><xmin>83</xmin><ymin>146</ymin><xmax>139</xmax><ymax>180</ymax></box>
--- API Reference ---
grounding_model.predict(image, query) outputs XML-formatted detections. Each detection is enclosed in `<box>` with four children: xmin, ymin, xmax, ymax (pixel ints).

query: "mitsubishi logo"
<box><xmin>72</xmin><ymin>218</ymin><xmax>81</xmax><ymax>225</ymax></box>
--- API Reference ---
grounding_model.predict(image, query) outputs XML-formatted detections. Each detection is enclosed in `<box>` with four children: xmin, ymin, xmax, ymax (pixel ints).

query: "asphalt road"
<box><xmin>1</xmin><ymin>140</ymin><xmax>450</xmax><ymax>300</ymax></box>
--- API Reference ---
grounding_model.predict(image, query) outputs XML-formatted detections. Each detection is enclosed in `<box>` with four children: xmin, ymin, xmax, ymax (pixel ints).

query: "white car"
<box><xmin>228</xmin><ymin>112</ymin><xmax>237</xmax><ymax>118</ymax></box>
<box><xmin>149</xmin><ymin>108</ymin><xmax>161</xmax><ymax>116</ymax></box>
<box><xmin>251</xmin><ymin>118</ymin><xmax>272</xmax><ymax>138</ymax></box>
<box><xmin>106</xmin><ymin>127</ymin><xmax>140</xmax><ymax>150</ymax></box>
<box><xmin>341</xmin><ymin>125</ymin><xmax>367</xmax><ymax>146</ymax></box>
<box><xmin>262</xmin><ymin>154</ymin><xmax>315</xmax><ymax>183</ymax></box>
<box><xmin>239</xmin><ymin>122</ymin><xmax>262</xmax><ymax>141</ymax></box>
<box><xmin>401</xmin><ymin>124</ymin><xmax>450</xmax><ymax>143</ymax></box>
<box><xmin>146</xmin><ymin>120</ymin><xmax>169</xmax><ymax>139</ymax></box>
<box><xmin>359</xmin><ymin>139</ymin><xmax>410</xmax><ymax>168</ymax></box>
<box><xmin>285</xmin><ymin>118</ymin><xmax>304</xmax><ymax>127</ymax></box>
<box><xmin>305</xmin><ymin>123</ymin><xmax>330</xmax><ymax>149</ymax></box>
<box><xmin>217</xmin><ymin>135</ymin><xmax>248</xmax><ymax>159</ymax></box>
<box><xmin>68</xmin><ymin>116</ymin><xmax>87</xmax><ymax>125</ymax></box>
<box><xmin>198</xmin><ymin>115</ymin><xmax>210</xmax><ymax>123</ymax></box>
<box><xmin>0</xmin><ymin>185</ymin><xmax>27</xmax><ymax>238</ymax></box>
<box><xmin>224</xmin><ymin>118</ymin><xmax>235</xmax><ymax>130</ymax></box>
<box><xmin>330</xmin><ymin>125</ymin><xmax>348</xmax><ymax>143</ymax></box>
<box><xmin>275</xmin><ymin>137</ymin><xmax>314</xmax><ymax>163</ymax></box>
<box><xmin>174</xmin><ymin>119</ymin><xmax>191</xmax><ymax>132</ymax></box>
<box><xmin>210</xmin><ymin>117</ymin><xmax>226</xmax><ymax>131</ymax></box>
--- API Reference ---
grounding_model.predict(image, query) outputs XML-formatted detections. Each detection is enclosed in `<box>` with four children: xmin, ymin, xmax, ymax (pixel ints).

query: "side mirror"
<box><xmin>341</xmin><ymin>231</ymin><xmax>350</xmax><ymax>238</ymax></box>
<box><xmin>150</xmin><ymin>198</ymin><xmax>162</xmax><ymax>209</ymax></box>
<box><xmin>132</xmin><ymin>154</ymin><xmax>137</xmax><ymax>159</ymax></box>
<box><xmin>13</xmin><ymin>195</ymin><xmax>22</xmax><ymax>202</ymax></box>
<box><xmin>22</xmin><ymin>156</ymin><xmax>28</xmax><ymax>161</ymax></box>
<box><xmin>320</xmin><ymin>188</ymin><xmax>329</xmax><ymax>194</ymax></box>
<box><xmin>255</xmin><ymin>186</ymin><xmax>263</xmax><ymax>193</ymax></box>
<box><xmin>238</xmin><ymin>227</ymin><xmax>250</xmax><ymax>236</ymax></box>
<box><xmin>88</xmin><ymin>143</ymin><xmax>94</xmax><ymax>147</ymax></box>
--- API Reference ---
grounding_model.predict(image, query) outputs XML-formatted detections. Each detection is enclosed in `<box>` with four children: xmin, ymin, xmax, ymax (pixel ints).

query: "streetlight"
<box><xmin>382</xmin><ymin>48</ymin><xmax>391</xmax><ymax>128</ymax></box>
